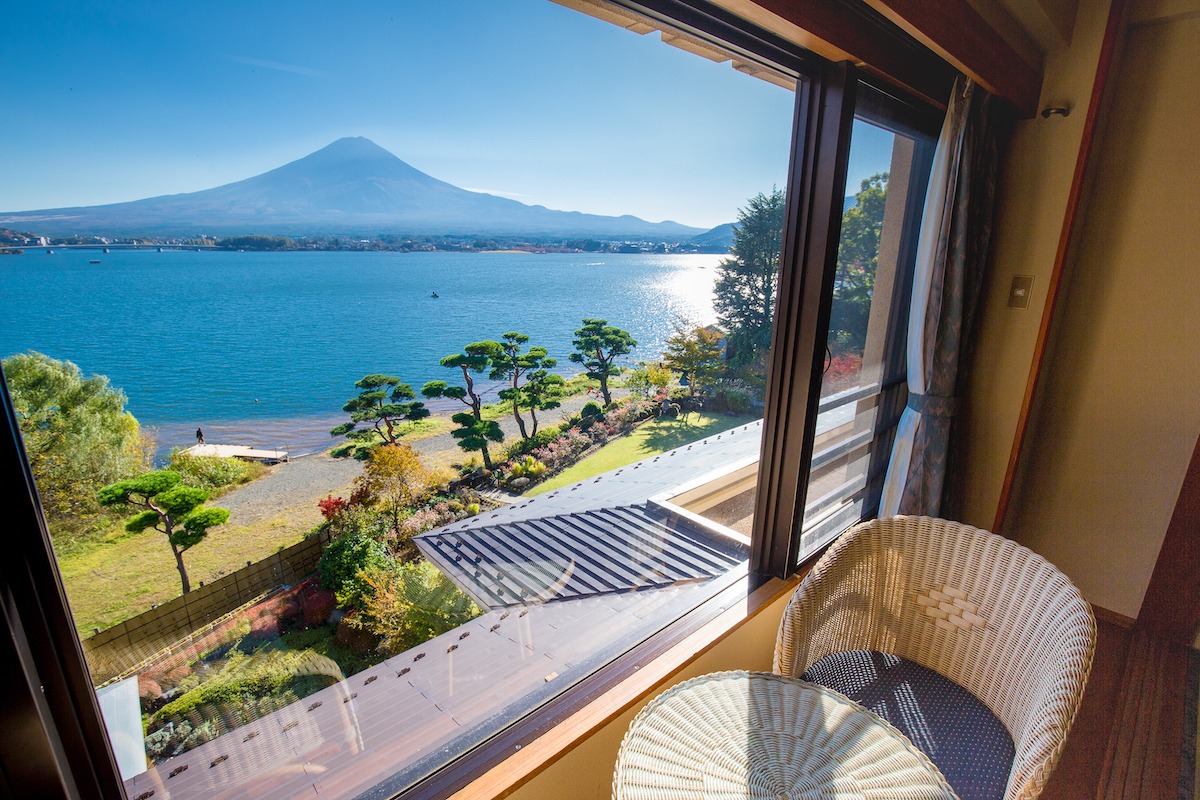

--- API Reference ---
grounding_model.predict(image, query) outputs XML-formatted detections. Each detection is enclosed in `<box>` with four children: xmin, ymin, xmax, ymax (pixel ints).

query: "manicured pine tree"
<box><xmin>568</xmin><ymin>318</ymin><xmax>637</xmax><ymax>406</ymax></box>
<box><xmin>489</xmin><ymin>332</ymin><xmax>559</xmax><ymax>441</ymax></box>
<box><xmin>97</xmin><ymin>470</ymin><xmax>230</xmax><ymax>595</ymax></box>
<box><xmin>422</xmin><ymin>342</ymin><xmax>505</xmax><ymax>470</ymax></box>
<box><xmin>518</xmin><ymin>366</ymin><xmax>566</xmax><ymax>438</ymax></box>
<box><xmin>330</xmin><ymin>374</ymin><xmax>430</xmax><ymax>459</ymax></box>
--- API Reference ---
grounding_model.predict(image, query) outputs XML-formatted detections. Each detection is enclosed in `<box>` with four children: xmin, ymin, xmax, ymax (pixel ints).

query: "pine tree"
<box><xmin>422</xmin><ymin>342</ymin><xmax>505</xmax><ymax>470</ymax></box>
<box><xmin>568</xmin><ymin>318</ymin><xmax>636</xmax><ymax>405</ymax></box>
<box><xmin>713</xmin><ymin>188</ymin><xmax>786</xmax><ymax>366</ymax></box>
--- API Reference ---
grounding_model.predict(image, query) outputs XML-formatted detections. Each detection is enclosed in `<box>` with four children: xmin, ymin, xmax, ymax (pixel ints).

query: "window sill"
<box><xmin>422</xmin><ymin>569</ymin><xmax>807</xmax><ymax>800</ymax></box>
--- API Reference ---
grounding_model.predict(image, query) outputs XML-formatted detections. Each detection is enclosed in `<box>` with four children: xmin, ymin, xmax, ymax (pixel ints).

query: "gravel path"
<box><xmin>219</xmin><ymin>388</ymin><xmax>628</xmax><ymax>522</ymax></box>
<box><xmin>218</xmin><ymin>454</ymin><xmax>362</xmax><ymax>524</ymax></box>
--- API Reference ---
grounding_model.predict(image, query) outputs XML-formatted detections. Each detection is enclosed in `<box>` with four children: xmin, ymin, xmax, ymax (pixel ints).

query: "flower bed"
<box><xmin>495</xmin><ymin>397</ymin><xmax>656</xmax><ymax>491</ymax></box>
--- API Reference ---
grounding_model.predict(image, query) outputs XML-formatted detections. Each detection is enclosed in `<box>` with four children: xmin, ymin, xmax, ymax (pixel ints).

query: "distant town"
<box><xmin>0</xmin><ymin>227</ymin><xmax>729</xmax><ymax>256</ymax></box>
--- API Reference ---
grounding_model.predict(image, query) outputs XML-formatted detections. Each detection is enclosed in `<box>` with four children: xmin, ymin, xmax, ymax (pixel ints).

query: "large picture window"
<box><xmin>0</xmin><ymin>1</ymin><xmax>941</xmax><ymax>798</ymax></box>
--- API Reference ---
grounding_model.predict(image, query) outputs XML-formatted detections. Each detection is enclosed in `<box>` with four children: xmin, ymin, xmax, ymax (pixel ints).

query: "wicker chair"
<box><xmin>775</xmin><ymin>516</ymin><xmax>1096</xmax><ymax>800</ymax></box>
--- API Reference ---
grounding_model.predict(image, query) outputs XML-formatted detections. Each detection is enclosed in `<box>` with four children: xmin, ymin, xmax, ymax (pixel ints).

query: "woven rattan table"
<box><xmin>613</xmin><ymin>671</ymin><xmax>959</xmax><ymax>800</ymax></box>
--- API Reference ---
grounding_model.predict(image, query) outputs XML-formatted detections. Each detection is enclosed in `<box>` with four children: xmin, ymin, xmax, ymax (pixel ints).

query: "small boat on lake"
<box><xmin>90</xmin><ymin>259</ymin><xmax>101</xmax><ymax>264</ymax></box>
<box><xmin>430</xmin><ymin>291</ymin><xmax>439</xmax><ymax>298</ymax></box>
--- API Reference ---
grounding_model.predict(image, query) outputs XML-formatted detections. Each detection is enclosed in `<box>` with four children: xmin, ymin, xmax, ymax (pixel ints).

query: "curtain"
<box><xmin>880</xmin><ymin>76</ymin><xmax>999</xmax><ymax>518</ymax></box>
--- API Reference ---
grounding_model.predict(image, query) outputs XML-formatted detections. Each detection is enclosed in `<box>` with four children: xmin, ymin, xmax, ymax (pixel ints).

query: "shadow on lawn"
<box><xmin>630</xmin><ymin>412</ymin><xmax>753</xmax><ymax>456</ymax></box>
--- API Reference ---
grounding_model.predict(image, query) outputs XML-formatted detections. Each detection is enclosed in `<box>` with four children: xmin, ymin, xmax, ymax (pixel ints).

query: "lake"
<box><xmin>0</xmin><ymin>249</ymin><xmax>719</xmax><ymax>455</ymax></box>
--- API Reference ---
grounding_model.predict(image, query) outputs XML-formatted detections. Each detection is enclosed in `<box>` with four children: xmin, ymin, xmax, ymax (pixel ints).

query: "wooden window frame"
<box><xmin>0</xmin><ymin>2</ymin><xmax>946</xmax><ymax>798</ymax></box>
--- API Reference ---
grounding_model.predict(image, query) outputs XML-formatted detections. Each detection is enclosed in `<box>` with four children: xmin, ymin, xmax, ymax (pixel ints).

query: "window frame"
<box><xmin>0</xmin><ymin>3</ymin><xmax>947</xmax><ymax>798</ymax></box>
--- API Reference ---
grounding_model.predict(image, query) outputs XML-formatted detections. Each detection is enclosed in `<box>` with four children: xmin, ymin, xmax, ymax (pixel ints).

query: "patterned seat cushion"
<box><xmin>803</xmin><ymin>650</ymin><xmax>1015</xmax><ymax>800</ymax></box>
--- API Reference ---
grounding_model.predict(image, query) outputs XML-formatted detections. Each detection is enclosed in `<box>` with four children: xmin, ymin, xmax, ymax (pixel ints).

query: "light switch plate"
<box><xmin>1008</xmin><ymin>275</ymin><xmax>1034</xmax><ymax>308</ymax></box>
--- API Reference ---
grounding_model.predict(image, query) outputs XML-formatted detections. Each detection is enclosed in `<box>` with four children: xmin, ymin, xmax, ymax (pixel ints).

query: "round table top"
<box><xmin>613</xmin><ymin>670</ymin><xmax>958</xmax><ymax>800</ymax></box>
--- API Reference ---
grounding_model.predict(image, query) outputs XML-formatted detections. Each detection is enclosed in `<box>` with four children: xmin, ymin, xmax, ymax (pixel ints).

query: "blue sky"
<box><xmin>1</xmin><ymin>0</ymin><xmax>894</xmax><ymax>229</ymax></box>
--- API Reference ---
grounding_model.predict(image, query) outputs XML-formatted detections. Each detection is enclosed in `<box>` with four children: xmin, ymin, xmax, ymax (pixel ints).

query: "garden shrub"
<box><xmin>249</xmin><ymin>614</ymin><xmax>281</xmax><ymax>641</ymax></box>
<box><xmin>317</xmin><ymin>530</ymin><xmax>390</xmax><ymax>611</ymax></box>
<box><xmin>823</xmin><ymin>352</ymin><xmax>863</xmax><ymax>393</ymax></box>
<box><xmin>328</xmin><ymin>504</ymin><xmax>390</xmax><ymax>540</ymax></box>
<box><xmin>169</xmin><ymin>449</ymin><xmax>263</xmax><ymax>490</ymax></box>
<box><xmin>353</xmin><ymin>561</ymin><xmax>481</xmax><ymax>656</ymax></box>
<box><xmin>530</xmin><ymin>426</ymin><xmax>593</xmax><ymax>473</ymax></box>
<box><xmin>298</xmin><ymin>582</ymin><xmax>336</xmax><ymax>627</ymax></box>
<box><xmin>318</xmin><ymin>494</ymin><xmax>348</xmax><ymax>520</ymax></box>
<box><xmin>710</xmin><ymin>382</ymin><xmax>755</xmax><ymax>415</ymax></box>
<box><xmin>509</xmin><ymin>455</ymin><xmax>547</xmax><ymax>481</ymax></box>
<box><xmin>581</xmin><ymin>400</ymin><xmax>605</xmax><ymax>421</ymax></box>
<box><xmin>280</xmin><ymin>624</ymin><xmax>336</xmax><ymax>651</ymax></box>
<box><xmin>497</xmin><ymin>422</ymin><xmax>565</xmax><ymax>461</ymax></box>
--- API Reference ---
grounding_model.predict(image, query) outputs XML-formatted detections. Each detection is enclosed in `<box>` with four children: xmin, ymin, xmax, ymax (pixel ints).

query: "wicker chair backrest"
<box><xmin>774</xmin><ymin>515</ymin><xmax>1096</xmax><ymax>800</ymax></box>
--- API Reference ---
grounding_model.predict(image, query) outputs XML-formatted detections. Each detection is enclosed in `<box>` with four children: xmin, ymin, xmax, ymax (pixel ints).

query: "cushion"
<box><xmin>803</xmin><ymin>650</ymin><xmax>1015</xmax><ymax>800</ymax></box>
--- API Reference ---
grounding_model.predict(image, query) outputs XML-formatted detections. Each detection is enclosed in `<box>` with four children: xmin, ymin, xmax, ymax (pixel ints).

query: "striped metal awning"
<box><xmin>416</xmin><ymin>503</ymin><xmax>746</xmax><ymax>609</ymax></box>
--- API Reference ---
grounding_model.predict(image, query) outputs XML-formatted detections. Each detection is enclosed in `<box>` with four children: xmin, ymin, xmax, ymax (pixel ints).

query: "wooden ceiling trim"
<box><xmin>710</xmin><ymin>0</ymin><xmax>1041</xmax><ymax>116</ymax></box>
<box><xmin>710</xmin><ymin>0</ymin><xmax>957</xmax><ymax>108</ymax></box>
<box><xmin>861</xmin><ymin>0</ymin><xmax>1043</xmax><ymax>116</ymax></box>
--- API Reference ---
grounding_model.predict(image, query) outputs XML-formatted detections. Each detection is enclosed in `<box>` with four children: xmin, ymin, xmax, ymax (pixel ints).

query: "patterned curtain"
<box><xmin>880</xmin><ymin>76</ymin><xmax>999</xmax><ymax>517</ymax></box>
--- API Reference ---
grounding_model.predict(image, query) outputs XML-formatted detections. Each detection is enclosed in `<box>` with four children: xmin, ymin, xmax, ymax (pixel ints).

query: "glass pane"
<box><xmin>0</xmin><ymin>1</ymin><xmax>794</xmax><ymax>796</ymax></box>
<box><xmin>798</xmin><ymin>117</ymin><xmax>930</xmax><ymax>556</ymax></box>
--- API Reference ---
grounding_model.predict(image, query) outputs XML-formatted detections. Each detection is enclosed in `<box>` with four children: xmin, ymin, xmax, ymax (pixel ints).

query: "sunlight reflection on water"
<box><xmin>0</xmin><ymin>250</ymin><xmax>720</xmax><ymax>455</ymax></box>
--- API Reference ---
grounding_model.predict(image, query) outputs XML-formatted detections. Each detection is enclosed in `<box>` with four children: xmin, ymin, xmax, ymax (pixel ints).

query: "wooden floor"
<box><xmin>1043</xmin><ymin>617</ymin><xmax>1194</xmax><ymax>800</ymax></box>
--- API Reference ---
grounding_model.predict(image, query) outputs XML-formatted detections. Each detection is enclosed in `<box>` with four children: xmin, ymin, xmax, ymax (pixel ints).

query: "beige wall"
<box><xmin>991</xmin><ymin>1</ymin><xmax>1200</xmax><ymax>618</ymax></box>
<box><xmin>507</xmin><ymin>589</ymin><xmax>794</xmax><ymax>800</ymax></box>
<box><xmin>959</xmin><ymin>0</ymin><xmax>1115</xmax><ymax>531</ymax></box>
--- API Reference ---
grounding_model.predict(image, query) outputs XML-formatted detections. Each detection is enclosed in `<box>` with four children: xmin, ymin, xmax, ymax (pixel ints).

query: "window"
<box><xmin>0</xmin><ymin>1</ymin><xmax>942</xmax><ymax>798</ymax></box>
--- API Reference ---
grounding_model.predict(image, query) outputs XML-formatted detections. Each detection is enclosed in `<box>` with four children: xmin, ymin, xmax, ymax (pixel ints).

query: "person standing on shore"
<box><xmin>196</xmin><ymin>427</ymin><xmax>205</xmax><ymax>445</ymax></box>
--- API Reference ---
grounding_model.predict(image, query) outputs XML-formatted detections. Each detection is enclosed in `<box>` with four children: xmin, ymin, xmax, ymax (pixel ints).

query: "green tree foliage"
<box><xmin>713</xmin><ymin>188</ymin><xmax>786</xmax><ymax>365</ymax></box>
<box><xmin>489</xmin><ymin>332</ymin><xmax>563</xmax><ymax>440</ymax></box>
<box><xmin>3</xmin><ymin>352</ymin><xmax>151</xmax><ymax>541</ymax></box>
<box><xmin>830</xmin><ymin>173</ymin><xmax>888</xmax><ymax>355</ymax></box>
<box><xmin>568</xmin><ymin>318</ymin><xmax>637</xmax><ymax>405</ymax></box>
<box><xmin>662</xmin><ymin>323</ymin><xmax>725</xmax><ymax>399</ymax></box>
<box><xmin>215</xmin><ymin>235</ymin><xmax>297</xmax><ymax>251</ymax></box>
<box><xmin>422</xmin><ymin>342</ymin><xmax>505</xmax><ymax>470</ymax></box>
<box><xmin>169</xmin><ymin>449</ymin><xmax>261</xmax><ymax>490</ymax></box>
<box><xmin>353</xmin><ymin>561</ymin><xmax>481</xmax><ymax>656</ymax></box>
<box><xmin>354</xmin><ymin>444</ymin><xmax>437</xmax><ymax>555</ymax></box>
<box><xmin>624</xmin><ymin>362</ymin><xmax>673</xmax><ymax>398</ymax></box>
<box><xmin>317</xmin><ymin>524</ymin><xmax>391</xmax><ymax>611</ymax></box>
<box><xmin>518</xmin><ymin>366</ymin><xmax>566</xmax><ymax>437</ymax></box>
<box><xmin>330</xmin><ymin>374</ymin><xmax>429</xmax><ymax>459</ymax></box>
<box><xmin>97</xmin><ymin>470</ymin><xmax>230</xmax><ymax>594</ymax></box>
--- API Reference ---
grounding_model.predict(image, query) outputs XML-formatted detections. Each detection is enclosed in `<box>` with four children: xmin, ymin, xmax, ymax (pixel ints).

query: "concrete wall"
<box><xmin>1002</xmin><ymin>1</ymin><xmax>1200</xmax><ymax>618</ymax></box>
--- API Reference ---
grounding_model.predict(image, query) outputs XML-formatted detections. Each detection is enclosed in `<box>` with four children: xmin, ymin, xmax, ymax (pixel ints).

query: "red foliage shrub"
<box><xmin>318</xmin><ymin>494</ymin><xmax>349</xmax><ymax>520</ymax></box>
<box><xmin>823</xmin><ymin>353</ymin><xmax>863</xmax><ymax>394</ymax></box>
<box><xmin>300</xmin><ymin>585</ymin><xmax>336</xmax><ymax>627</ymax></box>
<box><xmin>164</xmin><ymin>664</ymin><xmax>193</xmax><ymax>685</ymax></box>
<box><xmin>137</xmin><ymin>676</ymin><xmax>162</xmax><ymax>701</ymax></box>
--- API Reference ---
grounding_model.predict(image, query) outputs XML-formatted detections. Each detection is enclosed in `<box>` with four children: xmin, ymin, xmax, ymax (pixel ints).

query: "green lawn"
<box><xmin>56</xmin><ymin>505</ymin><xmax>325</xmax><ymax>636</ymax></box>
<box><xmin>526</xmin><ymin>411</ymin><xmax>759</xmax><ymax>496</ymax></box>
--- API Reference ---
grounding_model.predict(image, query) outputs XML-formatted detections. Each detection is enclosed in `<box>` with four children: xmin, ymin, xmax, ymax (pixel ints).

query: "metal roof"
<box><xmin>121</xmin><ymin>580</ymin><xmax>741</xmax><ymax>800</ymax></box>
<box><xmin>122</xmin><ymin>422</ymin><xmax>764</xmax><ymax>800</ymax></box>
<box><xmin>416</xmin><ymin>503</ymin><xmax>746</xmax><ymax>609</ymax></box>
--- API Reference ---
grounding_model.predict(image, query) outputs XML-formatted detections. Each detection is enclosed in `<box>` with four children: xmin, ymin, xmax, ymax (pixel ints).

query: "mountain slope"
<box><xmin>0</xmin><ymin>138</ymin><xmax>704</xmax><ymax>239</ymax></box>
